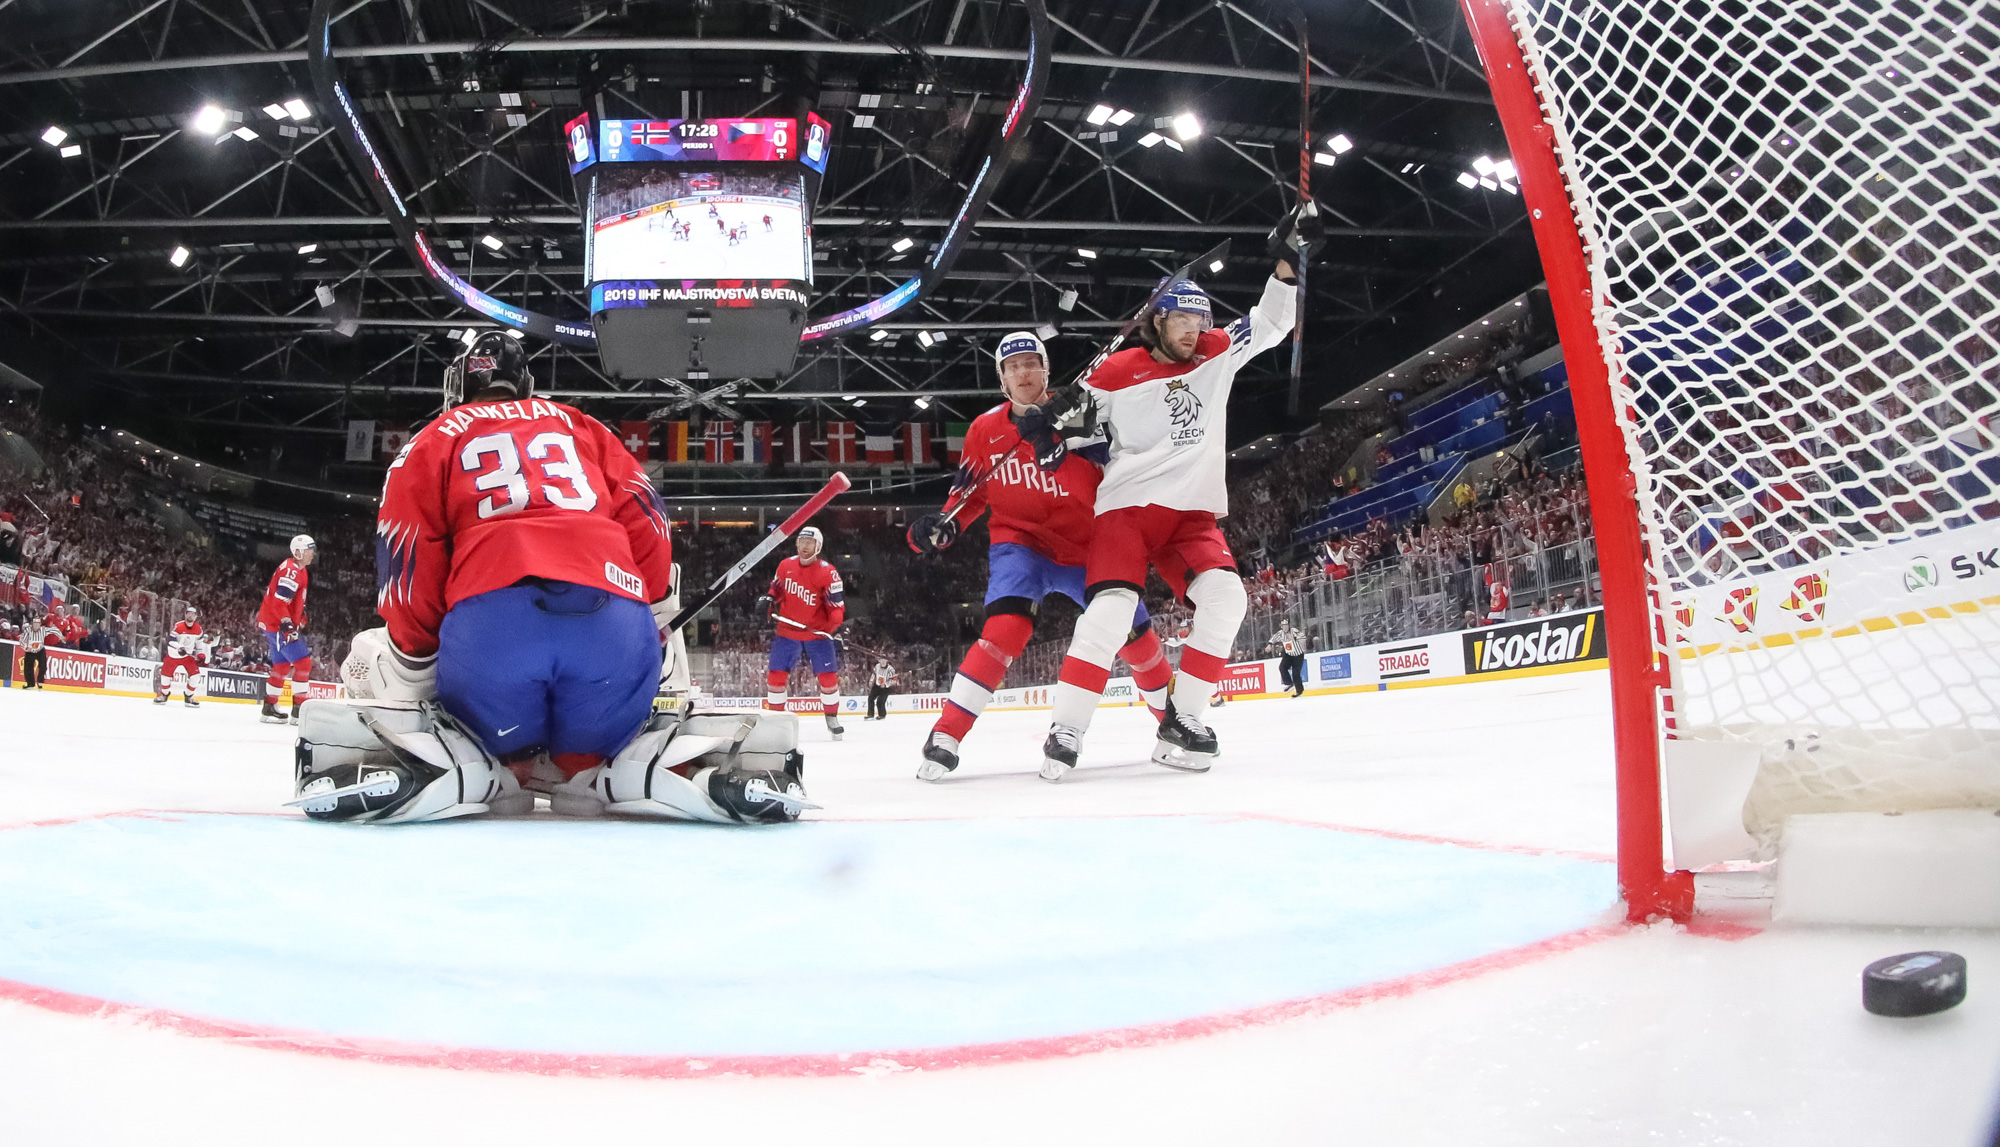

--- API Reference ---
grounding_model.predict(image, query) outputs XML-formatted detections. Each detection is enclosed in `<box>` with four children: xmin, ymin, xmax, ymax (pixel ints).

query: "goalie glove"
<box><xmin>1266</xmin><ymin>199</ymin><xmax>1325</xmax><ymax>267</ymax></box>
<box><xmin>341</xmin><ymin>627</ymin><xmax>437</xmax><ymax>702</ymax></box>
<box><xmin>906</xmin><ymin>513</ymin><xmax>960</xmax><ymax>555</ymax></box>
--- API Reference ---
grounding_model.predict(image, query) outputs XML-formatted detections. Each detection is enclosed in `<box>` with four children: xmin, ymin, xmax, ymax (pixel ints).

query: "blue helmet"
<box><xmin>1152</xmin><ymin>278</ymin><xmax>1212</xmax><ymax>320</ymax></box>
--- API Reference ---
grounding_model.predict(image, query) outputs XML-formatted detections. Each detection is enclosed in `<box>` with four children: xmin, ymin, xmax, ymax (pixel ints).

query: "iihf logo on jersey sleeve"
<box><xmin>1164</xmin><ymin>378</ymin><xmax>1205</xmax><ymax>445</ymax></box>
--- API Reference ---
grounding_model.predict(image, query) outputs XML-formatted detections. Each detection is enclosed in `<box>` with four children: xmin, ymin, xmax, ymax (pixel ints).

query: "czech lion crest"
<box><xmin>1164</xmin><ymin>378</ymin><xmax>1204</xmax><ymax>429</ymax></box>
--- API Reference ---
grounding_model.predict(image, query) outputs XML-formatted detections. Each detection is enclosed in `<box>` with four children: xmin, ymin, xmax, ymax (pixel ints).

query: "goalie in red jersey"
<box><xmin>905</xmin><ymin>331</ymin><xmax>1174</xmax><ymax>781</ymax></box>
<box><xmin>294</xmin><ymin>332</ymin><xmax>811</xmax><ymax>826</ymax></box>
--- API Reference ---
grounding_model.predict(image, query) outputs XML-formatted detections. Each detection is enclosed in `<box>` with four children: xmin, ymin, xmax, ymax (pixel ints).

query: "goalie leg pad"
<box><xmin>583</xmin><ymin>710</ymin><xmax>817</xmax><ymax>823</ymax></box>
<box><xmin>291</xmin><ymin>700</ymin><xmax>522</xmax><ymax>823</ymax></box>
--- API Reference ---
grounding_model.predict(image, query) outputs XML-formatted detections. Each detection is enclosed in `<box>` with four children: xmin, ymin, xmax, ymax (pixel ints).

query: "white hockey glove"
<box><xmin>342</xmin><ymin>627</ymin><xmax>438</xmax><ymax>702</ymax></box>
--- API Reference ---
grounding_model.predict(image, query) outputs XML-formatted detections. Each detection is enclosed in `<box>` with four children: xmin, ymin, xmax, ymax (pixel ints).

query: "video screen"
<box><xmin>588</xmin><ymin>168</ymin><xmax>809</xmax><ymax>283</ymax></box>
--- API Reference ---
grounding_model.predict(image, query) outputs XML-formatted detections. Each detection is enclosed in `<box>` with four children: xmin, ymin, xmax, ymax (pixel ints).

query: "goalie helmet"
<box><xmin>444</xmin><ymin>331</ymin><xmax>533</xmax><ymax>407</ymax></box>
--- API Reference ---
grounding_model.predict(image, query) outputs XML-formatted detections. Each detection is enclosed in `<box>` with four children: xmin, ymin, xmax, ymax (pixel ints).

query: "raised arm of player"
<box><xmin>1229</xmin><ymin>272</ymin><xmax>1299</xmax><ymax>363</ymax></box>
<box><xmin>375</xmin><ymin>437</ymin><xmax>451</xmax><ymax>659</ymax></box>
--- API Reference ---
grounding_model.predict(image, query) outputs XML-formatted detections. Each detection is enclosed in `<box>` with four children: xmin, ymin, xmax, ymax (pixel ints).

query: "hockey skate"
<box><xmin>824</xmin><ymin>711</ymin><xmax>845</xmax><ymax>741</ymax></box>
<box><xmin>260</xmin><ymin>699</ymin><xmax>288</xmax><ymax>724</ymax></box>
<box><xmin>916</xmin><ymin>731</ymin><xmax>960</xmax><ymax>782</ymax></box>
<box><xmin>1040</xmin><ymin>725</ymin><xmax>1081</xmax><ymax>783</ymax></box>
<box><xmin>290</xmin><ymin>698</ymin><xmax>304</xmax><ymax>725</ymax></box>
<box><xmin>1151</xmin><ymin>698</ymin><xmax>1217</xmax><ymax>772</ymax></box>
<box><xmin>153</xmin><ymin>694</ymin><xmax>168</xmax><ymax>706</ymax></box>
<box><xmin>184</xmin><ymin>695</ymin><xmax>200</xmax><ymax>708</ymax></box>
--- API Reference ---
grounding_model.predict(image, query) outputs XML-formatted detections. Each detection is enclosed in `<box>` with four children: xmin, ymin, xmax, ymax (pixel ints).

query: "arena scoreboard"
<box><xmin>569</xmin><ymin>113</ymin><xmax>832</xmax><ymax>380</ymax></box>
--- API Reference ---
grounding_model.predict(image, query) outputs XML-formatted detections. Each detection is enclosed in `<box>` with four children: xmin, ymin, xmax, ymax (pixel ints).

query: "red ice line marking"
<box><xmin>0</xmin><ymin>809</ymin><xmax>1755</xmax><ymax>1077</ymax></box>
<box><xmin>0</xmin><ymin>925</ymin><xmax>1628</xmax><ymax>1081</ymax></box>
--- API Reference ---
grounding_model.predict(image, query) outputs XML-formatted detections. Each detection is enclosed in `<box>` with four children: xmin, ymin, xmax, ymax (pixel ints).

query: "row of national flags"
<box><xmin>617</xmin><ymin>421</ymin><xmax>971</xmax><ymax>466</ymax></box>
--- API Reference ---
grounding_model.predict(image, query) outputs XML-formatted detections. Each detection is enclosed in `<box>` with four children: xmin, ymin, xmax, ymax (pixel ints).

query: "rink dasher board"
<box><xmin>0</xmin><ymin>641</ymin><xmax>342</xmax><ymax>704</ymax></box>
<box><xmin>719</xmin><ymin>611</ymin><xmax>1613</xmax><ymax>715</ymax></box>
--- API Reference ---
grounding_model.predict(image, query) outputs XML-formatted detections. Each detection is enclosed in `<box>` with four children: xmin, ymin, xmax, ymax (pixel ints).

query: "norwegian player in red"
<box><xmin>1040</xmin><ymin>206</ymin><xmax>1320</xmax><ymax>779</ymax></box>
<box><xmin>905</xmin><ymin>331</ymin><xmax>1173</xmax><ymax>781</ymax></box>
<box><xmin>258</xmin><ymin>534</ymin><xmax>316</xmax><ymax>722</ymax></box>
<box><xmin>154</xmin><ymin>604</ymin><xmax>209</xmax><ymax>707</ymax></box>
<box><xmin>765</xmin><ymin>526</ymin><xmax>847</xmax><ymax>740</ymax></box>
<box><xmin>297</xmin><ymin>332</ymin><xmax>813</xmax><ymax>825</ymax></box>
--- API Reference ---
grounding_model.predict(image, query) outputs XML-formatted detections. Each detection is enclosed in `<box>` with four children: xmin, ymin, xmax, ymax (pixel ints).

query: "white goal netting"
<box><xmin>1497</xmin><ymin>0</ymin><xmax>2000</xmax><ymax>847</ymax></box>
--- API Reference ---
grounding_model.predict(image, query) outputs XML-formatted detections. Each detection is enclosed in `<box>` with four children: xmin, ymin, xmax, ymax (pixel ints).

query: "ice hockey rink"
<box><xmin>1</xmin><ymin>670</ymin><xmax>1996</xmax><ymax>1146</ymax></box>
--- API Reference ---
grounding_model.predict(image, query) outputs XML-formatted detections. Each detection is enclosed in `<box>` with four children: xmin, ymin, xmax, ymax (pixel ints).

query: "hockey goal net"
<box><xmin>1460</xmin><ymin>0</ymin><xmax>2000</xmax><ymax>915</ymax></box>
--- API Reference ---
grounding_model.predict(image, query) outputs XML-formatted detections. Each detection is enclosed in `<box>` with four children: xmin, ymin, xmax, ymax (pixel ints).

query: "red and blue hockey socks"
<box><xmin>765</xmin><ymin>669</ymin><xmax>789</xmax><ymax>712</ymax></box>
<box><xmin>934</xmin><ymin>612</ymin><xmax>1036</xmax><ymax>742</ymax></box>
<box><xmin>817</xmin><ymin>671</ymin><xmax>841</xmax><ymax>717</ymax></box>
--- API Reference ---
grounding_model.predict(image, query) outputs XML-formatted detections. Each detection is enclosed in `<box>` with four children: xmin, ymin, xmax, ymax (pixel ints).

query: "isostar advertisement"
<box><xmin>1463</xmin><ymin>610</ymin><xmax>1607</xmax><ymax>675</ymax></box>
<box><xmin>1665</xmin><ymin>515</ymin><xmax>2000</xmax><ymax>649</ymax></box>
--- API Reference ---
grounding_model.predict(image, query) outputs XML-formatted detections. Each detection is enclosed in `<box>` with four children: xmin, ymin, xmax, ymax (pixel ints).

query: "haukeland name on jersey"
<box><xmin>1463</xmin><ymin>611</ymin><xmax>1606</xmax><ymax>674</ymax></box>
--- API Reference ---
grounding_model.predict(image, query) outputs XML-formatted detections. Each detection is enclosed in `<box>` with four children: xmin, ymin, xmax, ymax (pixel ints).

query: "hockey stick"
<box><xmin>666</xmin><ymin>471</ymin><xmax>851</xmax><ymax>632</ymax></box>
<box><xmin>1287</xmin><ymin>4</ymin><xmax>1311</xmax><ymax>420</ymax></box>
<box><xmin>789</xmin><ymin>624</ymin><xmax>897</xmax><ymax>662</ymax></box>
<box><xmin>933</xmin><ymin>237</ymin><xmax>1234</xmax><ymax>527</ymax></box>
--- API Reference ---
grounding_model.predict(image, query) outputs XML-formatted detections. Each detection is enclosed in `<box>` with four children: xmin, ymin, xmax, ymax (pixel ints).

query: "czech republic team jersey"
<box><xmin>1083</xmin><ymin>275</ymin><xmax>1295</xmax><ymax>517</ymax></box>
<box><xmin>375</xmin><ymin>396</ymin><xmax>675</xmax><ymax>659</ymax></box>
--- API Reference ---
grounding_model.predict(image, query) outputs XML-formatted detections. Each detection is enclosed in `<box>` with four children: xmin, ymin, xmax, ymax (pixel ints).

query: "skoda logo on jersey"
<box><xmin>1164</xmin><ymin>378</ymin><xmax>1205</xmax><ymax>444</ymax></box>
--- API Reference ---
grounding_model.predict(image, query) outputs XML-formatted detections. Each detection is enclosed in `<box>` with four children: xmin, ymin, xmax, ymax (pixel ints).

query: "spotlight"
<box><xmin>1086</xmin><ymin>105</ymin><xmax>1113</xmax><ymax>126</ymax></box>
<box><xmin>1494</xmin><ymin>158</ymin><xmax>1517</xmax><ymax>181</ymax></box>
<box><xmin>231</xmin><ymin>126</ymin><xmax>258</xmax><ymax>141</ymax></box>
<box><xmin>1108</xmin><ymin>108</ymin><xmax>1135</xmax><ymax>126</ymax></box>
<box><xmin>297</xmin><ymin>243</ymin><xmax>317</xmax><ymax>254</ymax></box>
<box><xmin>284</xmin><ymin>98</ymin><xmax>311</xmax><ymax>120</ymax></box>
<box><xmin>1329</xmin><ymin>133</ymin><xmax>1353</xmax><ymax>153</ymax></box>
<box><xmin>505</xmin><ymin>329</ymin><xmax>524</xmax><ymax>340</ymax></box>
<box><xmin>1208</xmin><ymin>258</ymin><xmax>1225</xmax><ymax>273</ymax></box>
<box><xmin>891</xmin><ymin>236</ymin><xmax>915</xmax><ymax>253</ymax></box>
<box><xmin>480</xmin><ymin>234</ymin><xmax>504</xmax><ymax>251</ymax></box>
<box><xmin>1137</xmin><ymin>132</ymin><xmax>1163</xmax><ymax>148</ymax></box>
<box><xmin>1171</xmin><ymin>113</ymin><xmax>1201</xmax><ymax>140</ymax></box>
<box><xmin>460</xmin><ymin>329</ymin><xmax>479</xmax><ymax>346</ymax></box>
<box><xmin>869</xmin><ymin>329</ymin><xmax>888</xmax><ymax>342</ymax></box>
<box><xmin>169</xmin><ymin>246</ymin><xmax>191</xmax><ymax>268</ymax></box>
<box><xmin>1457</xmin><ymin>172</ymin><xmax>1479</xmax><ymax>188</ymax></box>
<box><xmin>40</xmin><ymin>126</ymin><xmax>67</xmax><ymax>147</ymax></box>
<box><xmin>1077</xmin><ymin>248</ymin><xmax>1097</xmax><ymax>259</ymax></box>
<box><xmin>916</xmin><ymin>331</ymin><xmax>935</xmax><ymax>348</ymax></box>
<box><xmin>314</xmin><ymin>285</ymin><xmax>336</xmax><ymax>307</ymax></box>
<box><xmin>192</xmin><ymin>105</ymin><xmax>228</xmax><ymax>135</ymax></box>
<box><xmin>1473</xmin><ymin>155</ymin><xmax>1497</xmax><ymax>176</ymax></box>
<box><xmin>1313</xmin><ymin>152</ymin><xmax>1337</xmax><ymax>167</ymax></box>
<box><xmin>915</xmin><ymin>397</ymin><xmax>931</xmax><ymax>409</ymax></box>
<box><xmin>59</xmin><ymin>145</ymin><xmax>81</xmax><ymax>158</ymax></box>
<box><xmin>262</xmin><ymin>104</ymin><xmax>289</xmax><ymax>120</ymax></box>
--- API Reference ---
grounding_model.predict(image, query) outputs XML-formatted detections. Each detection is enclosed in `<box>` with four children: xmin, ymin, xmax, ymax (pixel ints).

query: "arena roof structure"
<box><xmin>0</xmin><ymin>0</ymin><xmax>1538</xmax><ymax>499</ymax></box>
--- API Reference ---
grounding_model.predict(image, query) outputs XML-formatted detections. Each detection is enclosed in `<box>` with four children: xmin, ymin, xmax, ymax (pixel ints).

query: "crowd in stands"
<box><xmin>0</xmin><ymin>406</ymin><xmax>374</xmax><ymax>679</ymax></box>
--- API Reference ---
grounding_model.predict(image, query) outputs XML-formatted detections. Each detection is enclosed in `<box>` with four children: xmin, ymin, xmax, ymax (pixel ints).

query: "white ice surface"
<box><xmin>1</xmin><ymin>673</ymin><xmax>1996</xmax><ymax>1146</ymax></box>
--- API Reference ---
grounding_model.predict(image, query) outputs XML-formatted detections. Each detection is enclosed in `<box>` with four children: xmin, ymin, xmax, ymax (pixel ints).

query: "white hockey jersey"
<box><xmin>1081</xmin><ymin>275</ymin><xmax>1296</xmax><ymax>517</ymax></box>
<box><xmin>166</xmin><ymin>620</ymin><xmax>207</xmax><ymax>660</ymax></box>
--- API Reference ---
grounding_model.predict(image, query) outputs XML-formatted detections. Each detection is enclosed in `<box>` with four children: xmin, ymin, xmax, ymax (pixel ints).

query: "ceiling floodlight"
<box><xmin>869</xmin><ymin>329</ymin><xmax>889</xmax><ymax>342</ymax></box>
<box><xmin>480</xmin><ymin>234</ymin><xmax>504</xmax><ymax>251</ymax></box>
<box><xmin>284</xmin><ymin>98</ymin><xmax>311</xmax><ymax>120</ymax></box>
<box><xmin>460</xmin><ymin>329</ymin><xmax>479</xmax><ymax>346</ymax></box>
<box><xmin>1329</xmin><ymin>133</ymin><xmax>1353</xmax><ymax>153</ymax></box>
<box><xmin>851</xmin><ymin>398</ymin><xmax>868</xmax><ymax>407</ymax></box>
<box><xmin>297</xmin><ymin>243</ymin><xmax>318</xmax><ymax>254</ymax></box>
<box><xmin>59</xmin><ymin>145</ymin><xmax>81</xmax><ymax>158</ymax></box>
<box><xmin>505</xmin><ymin>329</ymin><xmax>524</xmax><ymax>340</ymax></box>
<box><xmin>891</xmin><ymin>236</ymin><xmax>915</xmax><ymax>253</ymax></box>
<box><xmin>1171</xmin><ymin>112</ymin><xmax>1202</xmax><ymax>140</ymax></box>
<box><xmin>1208</xmin><ymin>258</ymin><xmax>1226</xmax><ymax>273</ymax></box>
<box><xmin>1313</xmin><ymin>152</ymin><xmax>1337</xmax><ymax>167</ymax></box>
<box><xmin>916</xmin><ymin>331</ymin><xmax>934</xmax><ymax>348</ymax></box>
<box><xmin>1163</xmin><ymin>137</ymin><xmax>1183</xmax><ymax>152</ymax></box>
<box><xmin>1137</xmin><ymin>132</ymin><xmax>1164</xmax><ymax>148</ymax></box>
<box><xmin>915</xmin><ymin>396</ymin><xmax>932</xmax><ymax>409</ymax></box>
<box><xmin>192</xmin><ymin>105</ymin><xmax>228</xmax><ymax>134</ymax></box>
<box><xmin>1457</xmin><ymin>172</ymin><xmax>1479</xmax><ymax>188</ymax></box>
<box><xmin>169</xmin><ymin>246</ymin><xmax>191</xmax><ymax>268</ymax></box>
<box><xmin>314</xmin><ymin>285</ymin><xmax>337</xmax><ymax>307</ymax></box>
<box><xmin>1077</xmin><ymin>248</ymin><xmax>1097</xmax><ymax>259</ymax></box>
<box><xmin>1472</xmin><ymin>155</ymin><xmax>1497</xmax><ymax>175</ymax></box>
<box><xmin>1494</xmin><ymin>158</ymin><xmax>1517</xmax><ymax>181</ymax></box>
<box><xmin>1086</xmin><ymin>104</ymin><xmax>1114</xmax><ymax>126</ymax></box>
<box><xmin>262</xmin><ymin>103</ymin><xmax>289</xmax><ymax>120</ymax></box>
<box><xmin>232</xmin><ymin>126</ymin><xmax>258</xmax><ymax>141</ymax></box>
<box><xmin>1108</xmin><ymin>108</ymin><xmax>1135</xmax><ymax>126</ymax></box>
<box><xmin>40</xmin><ymin>126</ymin><xmax>67</xmax><ymax>147</ymax></box>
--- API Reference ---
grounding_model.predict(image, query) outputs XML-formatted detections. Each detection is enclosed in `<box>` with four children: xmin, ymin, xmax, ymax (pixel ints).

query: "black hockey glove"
<box><xmin>907</xmin><ymin>513</ymin><xmax>960</xmax><ymax>555</ymax></box>
<box><xmin>1267</xmin><ymin>200</ymin><xmax>1326</xmax><ymax>266</ymax></box>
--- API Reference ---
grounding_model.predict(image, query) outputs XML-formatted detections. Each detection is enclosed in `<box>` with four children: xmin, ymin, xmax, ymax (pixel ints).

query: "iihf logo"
<box><xmin>1164</xmin><ymin>378</ymin><xmax>1204</xmax><ymax>440</ymax></box>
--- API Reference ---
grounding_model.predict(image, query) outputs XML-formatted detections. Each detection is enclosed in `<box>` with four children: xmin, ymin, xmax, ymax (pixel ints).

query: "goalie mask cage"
<box><xmin>1459</xmin><ymin>0</ymin><xmax>2000</xmax><ymax>921</ymax></box>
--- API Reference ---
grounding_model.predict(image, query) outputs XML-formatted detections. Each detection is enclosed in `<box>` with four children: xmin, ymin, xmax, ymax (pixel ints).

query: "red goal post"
<box><xmin>1460</xmin><ymin>0</ymin><xmax>2000</xmax><ymax>922</ymax></box>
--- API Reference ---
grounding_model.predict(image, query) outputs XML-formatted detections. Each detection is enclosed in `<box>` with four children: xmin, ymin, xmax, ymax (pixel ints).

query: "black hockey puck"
<box><xmin>1862</xmin><ymin>951</ymin><xmax>1966</xmax><ymax>1017</ymax></box>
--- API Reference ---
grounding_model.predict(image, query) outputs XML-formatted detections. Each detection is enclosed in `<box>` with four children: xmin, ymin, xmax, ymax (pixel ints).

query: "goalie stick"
<box><xmin>665</xmin><ymin>471</ymin><xmax>851</xmax><ymax>632</ymax></box>
<box><xmin>1287</xmin><ymin>3</ymin><xmax>1311</xmax><ymax>419</ymax></box>
<box><xmin>933</xmin><ymin>237</ymin><xmax>1234</xmax><ymax>527</ymax></box>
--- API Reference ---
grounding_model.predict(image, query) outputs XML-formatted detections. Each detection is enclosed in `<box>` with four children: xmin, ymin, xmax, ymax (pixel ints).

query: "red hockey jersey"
<box><xmin>768</xmin><ymin>555</ymin><xmax>844</xmax><ymax>640</ymax></box>
<box><xmin>258</xmin><ymin>558</ymin><xmax>309</xmax><ymax>632</ymax></box>
<box><xmin>375</xmin><ymin>396</ymin><xmax>674</xmax><ymax>658</ymax></box>
<box><xmin>946</xmin><ymin>403</ymin><xmax>1101</xmax><ymax>568</ymax></box>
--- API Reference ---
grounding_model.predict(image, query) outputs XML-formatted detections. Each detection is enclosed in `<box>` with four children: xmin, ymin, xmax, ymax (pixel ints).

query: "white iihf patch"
<box><xmin>604</xmin><ymin>561</ymin><xmax>644</xmax><ymax>597</ymax></box>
